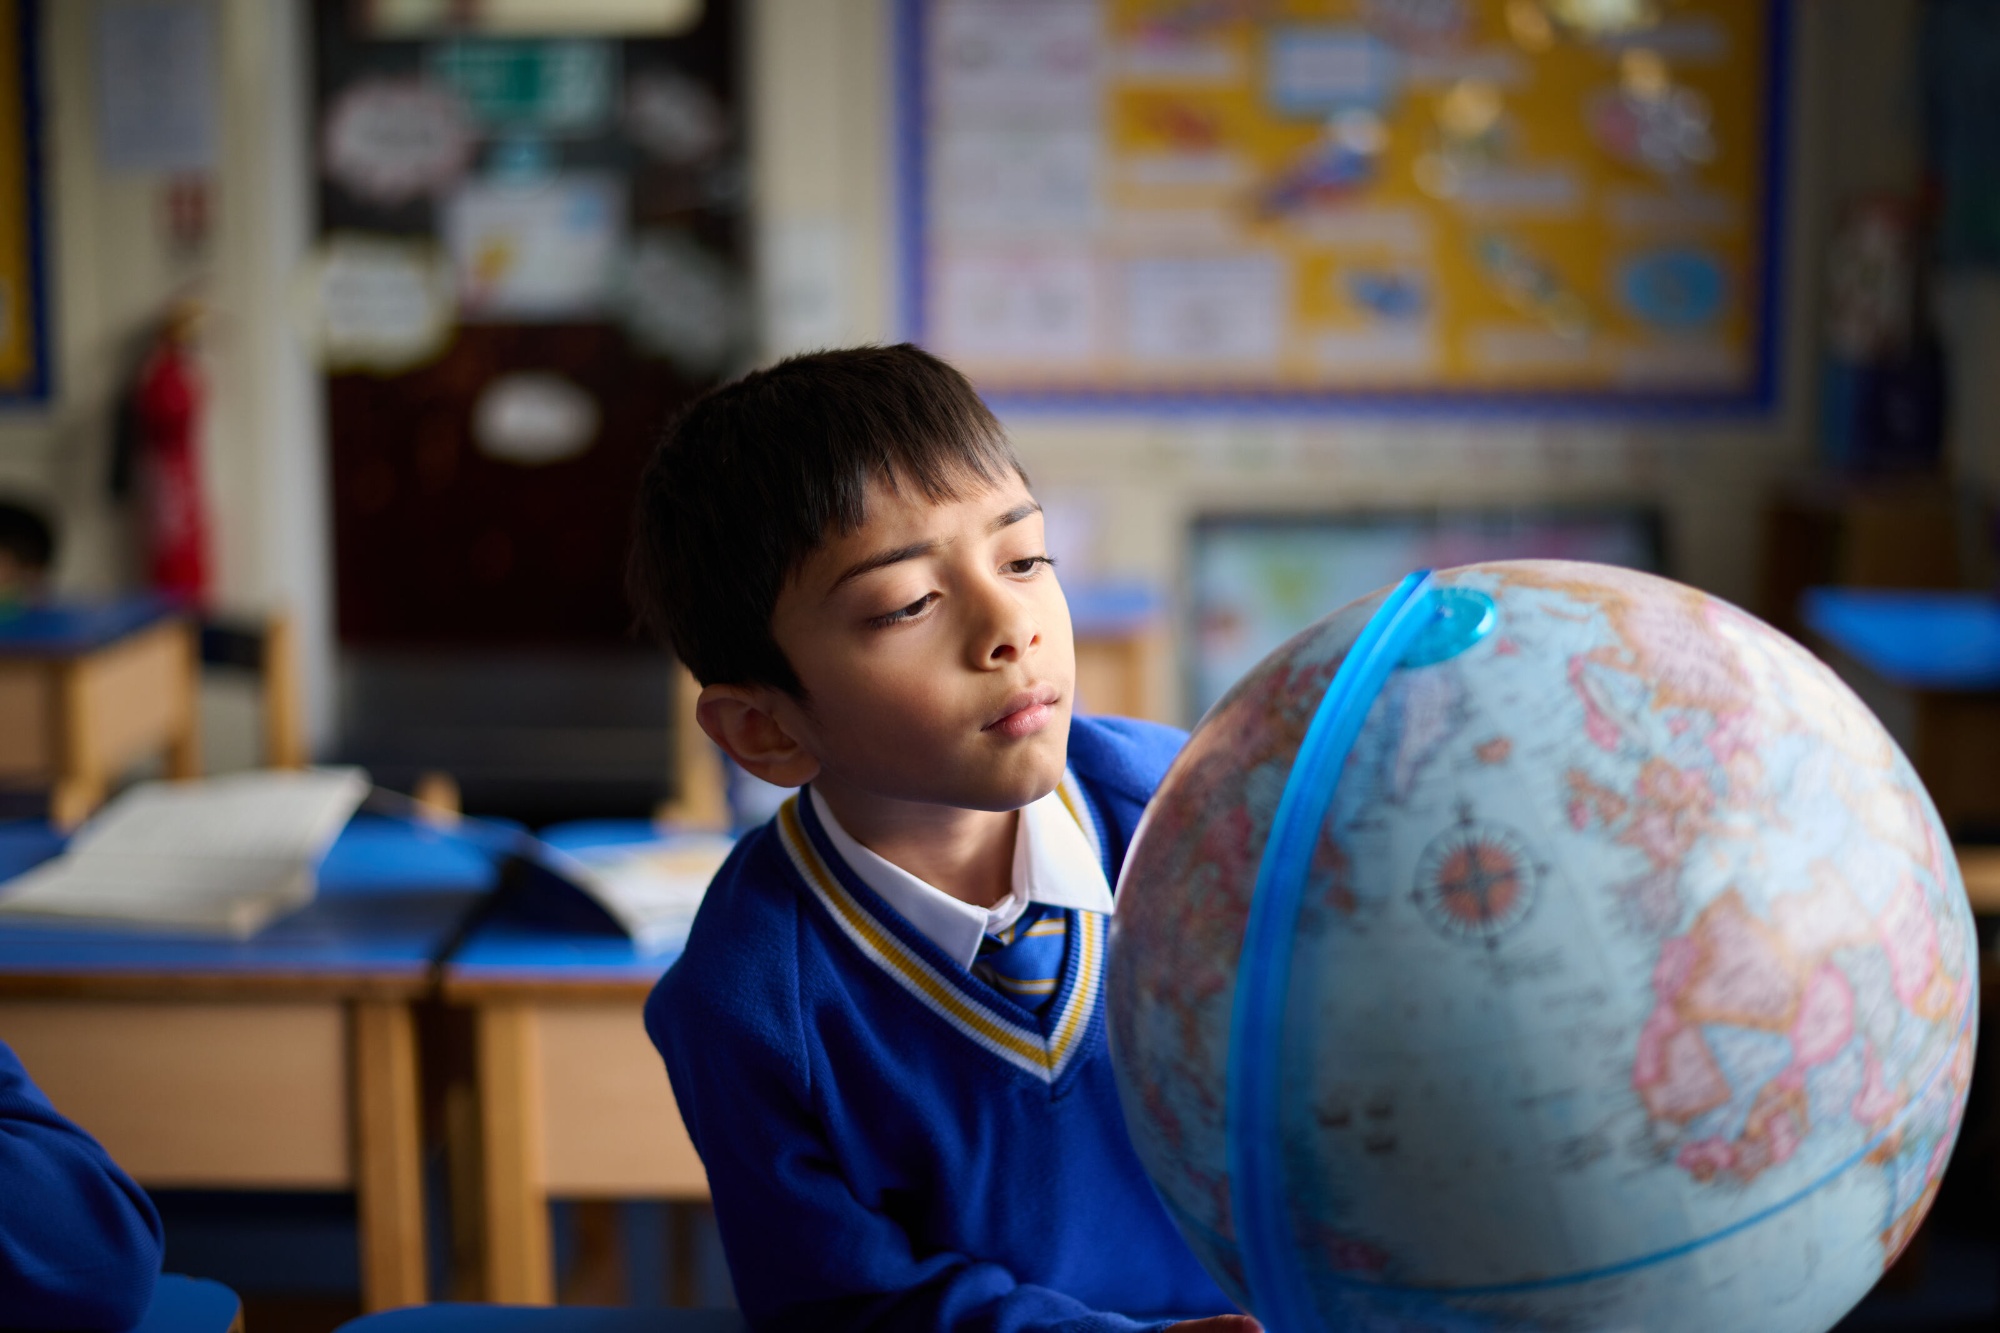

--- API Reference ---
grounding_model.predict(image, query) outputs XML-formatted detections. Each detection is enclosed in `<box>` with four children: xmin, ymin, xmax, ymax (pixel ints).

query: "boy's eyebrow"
<box><xmin>828</xmin><ymin>501</ymin><xmax>1041</xmax><ymax>592</ymax></box>
<box><xmin>830</xmin><ymin>541</ymin><xmax>938</xmax><ymax>591</ymax></box>
<box><xmin>991</xmin><ymin>501</ymin><xmax>1042</xmax><ymax>531</ymax></box>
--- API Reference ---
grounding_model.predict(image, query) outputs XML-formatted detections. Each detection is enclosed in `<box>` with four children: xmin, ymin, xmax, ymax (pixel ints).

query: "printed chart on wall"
<box><xmin>901</xmin><ymin>0</ymin><xmax>1786</xmax><ymax>409</ymax></box>
<box><xmin>0</xmin><ymin>0</ymin><xmax>45</xmax><ymax>404</ymax></box>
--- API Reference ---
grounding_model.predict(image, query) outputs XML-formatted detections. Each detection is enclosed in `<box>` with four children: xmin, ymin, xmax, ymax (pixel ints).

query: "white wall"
<box><xmin>209</xmin><ymin>0</ymin><xmax>333</xmax><ymax>750</ymax></box>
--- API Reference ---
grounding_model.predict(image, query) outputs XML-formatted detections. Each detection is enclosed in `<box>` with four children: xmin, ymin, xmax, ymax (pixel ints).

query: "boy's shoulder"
<box><xmin>647</xmin><ymin>822</ymin><xmax>809</xmax><ymax>1058</ymax></box>
<box><xmin>1065</xmin><ymin>713</ymin><xmax>1188</xmax><ymax>807</ymax></box>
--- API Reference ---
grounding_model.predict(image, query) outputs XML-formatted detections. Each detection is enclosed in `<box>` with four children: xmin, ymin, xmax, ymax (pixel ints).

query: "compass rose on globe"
<box><xmin>1413</xmin><ymin>816</ymin><xmax>1539</xmax><ymax>943</ymax></box>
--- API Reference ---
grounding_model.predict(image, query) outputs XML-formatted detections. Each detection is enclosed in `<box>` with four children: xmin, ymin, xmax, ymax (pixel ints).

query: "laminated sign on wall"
<box><xmin>900</xmin><ymin>0</ymin><xmax>1786</xmax><ymax>410</ymax></box>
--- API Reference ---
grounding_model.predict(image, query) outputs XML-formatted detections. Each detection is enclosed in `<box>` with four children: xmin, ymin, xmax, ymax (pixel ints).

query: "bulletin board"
<box><xmin>898</xmin><ymin>0</ymin><xmax>1788</xmax><ymax>412</ymax></box>
<box><xmin>0</xmin><ymin>0</ymin><xmax>47</xmax><ymax>405</ymax></box>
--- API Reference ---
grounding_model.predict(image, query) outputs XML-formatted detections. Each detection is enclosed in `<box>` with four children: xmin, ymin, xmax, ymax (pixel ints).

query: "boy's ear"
<box><xmin>695</xmin><ymin>684</ymin><xmax>822</xmax><ymax>789</ymax></box>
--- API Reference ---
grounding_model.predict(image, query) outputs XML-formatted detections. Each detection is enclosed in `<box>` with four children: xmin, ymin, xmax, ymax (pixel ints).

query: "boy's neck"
<box><xmin>811</xmin><ymin>776</ymin><xmax>1018</xmax><ymax>911</ymax></box>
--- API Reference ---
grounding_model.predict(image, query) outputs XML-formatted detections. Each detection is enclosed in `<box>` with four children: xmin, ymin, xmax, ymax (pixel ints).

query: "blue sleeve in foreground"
<box><xmin>0</xmin><ymin>1039</ymin><xmax>164</xmax><ymax>1329</ymax></box>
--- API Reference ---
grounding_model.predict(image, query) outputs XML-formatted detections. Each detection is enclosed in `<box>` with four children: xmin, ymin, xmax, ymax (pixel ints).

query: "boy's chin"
<box><xmin>954</xmin><ymin>740</ymin><xmax>1070</xmax><ymax>812</ymax></box>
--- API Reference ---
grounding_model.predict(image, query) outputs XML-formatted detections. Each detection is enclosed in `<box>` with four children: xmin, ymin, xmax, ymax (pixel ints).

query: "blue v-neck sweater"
<box><xmin>0</xmin><ymin>1040</ymin><xmax>163</xmax><ymax>1329</ymax></box>
<box><xmin>647</xmin><ymin>715</ymin><xmax>1234</xmax><ymax>1333</ymax></box>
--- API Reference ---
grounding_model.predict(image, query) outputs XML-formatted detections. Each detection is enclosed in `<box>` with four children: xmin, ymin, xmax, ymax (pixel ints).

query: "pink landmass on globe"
<box><xmin>1851</xmin><ymin>1050</ymin><xmax>1899</xmax><ymax>1130</ymax></box>
<box><xmin>1678</xmin><ymin>894</ymin><xmax>1795</xmax><ymax>1028</ymax></box>
<box><xmin>1790</xmin><ymin>965</ymin><xmax>1855</xmax><ymax>1067</ymax></box>
<box><xmin>1879</xmin><ymin>877</ymin><xmax>1945</xmax><ymax>1016</ymax></box>
<box><xmin>1570</xmin><ymin>657</ymin><xmax>1627</xmax><ymax>753</ymax></box>
<box><xmin>1635</xmin><ymin>870</ymin><xmax>1968</xmax><ymax>1188</ymax></box>
<box><xmin>1621</xmin><ymin>759</ymin><xmax>1715</xmax><ymax>871</ymax></box>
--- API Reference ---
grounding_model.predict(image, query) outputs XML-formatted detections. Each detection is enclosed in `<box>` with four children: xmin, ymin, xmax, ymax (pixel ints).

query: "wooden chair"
<box><xmin>195</xmin><ymin>610</ymin><xmax>309</xmax><ymax>771</ymax></box>
<box><xmin>0</xmin><ymin>603</ymin><xmax>201</xmax><ymax>830</ymax></box>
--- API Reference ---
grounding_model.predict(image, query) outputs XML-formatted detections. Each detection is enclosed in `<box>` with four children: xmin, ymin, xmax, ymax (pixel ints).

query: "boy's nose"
<box><xmin>969</xmin><ymin>585</ymin><xmax>1039</xmax><ymax>669</ymax></box>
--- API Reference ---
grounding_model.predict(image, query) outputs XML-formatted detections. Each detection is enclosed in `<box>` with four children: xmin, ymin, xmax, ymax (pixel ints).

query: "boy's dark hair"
<box><xmin>629</xmin><ymin>344</ymin><xmax>1024</xmax><ymax>696</ymax></box>
<box><xmin>0</xmin><ymin>500</ymin><xmax>54</xmax><ymax>571</ymax></box>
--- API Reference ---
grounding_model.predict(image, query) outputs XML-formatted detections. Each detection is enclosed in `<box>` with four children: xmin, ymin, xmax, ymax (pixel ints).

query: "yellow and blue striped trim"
<box><xmin>775</xmin><ymin>788</ymin><xmax>1104</xmax><ymax>1084</ymax></box>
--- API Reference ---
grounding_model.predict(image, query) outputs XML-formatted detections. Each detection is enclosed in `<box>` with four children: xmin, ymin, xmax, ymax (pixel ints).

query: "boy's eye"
<box><xmin>869</xmin><ymin>593</ymin><xmax>937</xmax><ymax>628</ymax></box>
<box><xmin>1004</xmin><ymin>555</ymin><xmax>1055</xmax><ymax>577</ymax></box>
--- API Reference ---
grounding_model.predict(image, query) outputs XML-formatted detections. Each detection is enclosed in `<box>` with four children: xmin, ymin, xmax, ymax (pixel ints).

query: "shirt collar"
<box><xmin>807</xmin><ymin>783</ymin><xmax>1112</xmax><ymax>970</ymax></box>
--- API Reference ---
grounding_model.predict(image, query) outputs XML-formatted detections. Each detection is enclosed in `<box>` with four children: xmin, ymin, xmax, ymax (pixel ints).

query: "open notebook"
<box><xmin>530</xmin><ymin>836</ymin><xmax>735</xmax><ymax>954</ymax></box>
<box><xmin>0</xmin><ymin>770</ymin><xmax>371</xmax><ymax>936</ymax></box>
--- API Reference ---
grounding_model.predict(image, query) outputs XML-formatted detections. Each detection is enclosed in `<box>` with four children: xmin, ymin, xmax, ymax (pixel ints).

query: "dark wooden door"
<box><xmin>314</xmin><ymin>0</ymin><xmax>746</xmax><ymax>649</ymax></box>
<box><xmin>311</xmin><ymin>2</ymin><xmax>745</xmax><ymax>815</ymax></box>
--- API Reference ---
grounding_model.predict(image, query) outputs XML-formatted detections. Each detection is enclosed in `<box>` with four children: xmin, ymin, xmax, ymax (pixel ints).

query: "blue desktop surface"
<box><xmin>1800</xmin><ymin>589</ymin><xmax>2000</xmax><ymax>692</ymax></box>
<box><xmin>446</xmin><ymin>923</ymin><xmax>680</xmax><ymax>983</ymax></box>
<box><xmin>336</xmin><ymin>1306</ymin><xmax>744</xmax><ymax>1333</ymax></box>
<box><xmin>0</xmin><ymin>815</ymin><xmax>495</xmax><ymax>980</ymax></box>
<box><xmin>445</xmin><ymin>819</ymin><xmax>696</xmax><ymax>988</ymax></box>
<box><xmin>132</xmin><ymin>1274</ymin><xmax>243</xmax><ymax>1333</ymax></box>
<box><xmin>0</xmin><ymin>595</ymin><xmax>177</xmax><ymax>656</ymax></box>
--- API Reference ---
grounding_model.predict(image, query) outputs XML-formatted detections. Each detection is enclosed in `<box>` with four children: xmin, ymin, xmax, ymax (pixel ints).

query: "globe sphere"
<box><xmin>1109</xmin><ymin>561</ymin><xmax>1976</xmax><ymax>1333</ymax></box>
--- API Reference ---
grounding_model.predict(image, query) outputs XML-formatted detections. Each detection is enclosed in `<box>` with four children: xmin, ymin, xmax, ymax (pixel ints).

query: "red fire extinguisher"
<box><xmin>134</xmin><ymin>301</ymin><xmax>211</xmax><ymax>606</ymax></box>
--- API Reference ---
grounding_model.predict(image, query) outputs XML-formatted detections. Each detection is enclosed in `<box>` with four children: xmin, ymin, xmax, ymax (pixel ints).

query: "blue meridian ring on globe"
<box><xmin>1107</xmin><ymin>560</ymin><xmax>1978</xmax><ymax>1333</ymax></box>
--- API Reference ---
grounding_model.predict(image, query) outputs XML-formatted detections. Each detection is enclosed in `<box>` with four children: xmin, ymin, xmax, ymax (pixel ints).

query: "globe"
<box><xmin>1108</xmin><ymin>561</ymin><xmax>1977</xmax><ymax>1333</ymax></box>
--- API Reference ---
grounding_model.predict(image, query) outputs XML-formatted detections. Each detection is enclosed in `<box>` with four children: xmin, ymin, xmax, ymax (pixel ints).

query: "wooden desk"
<box><xmin>0</xmin><ymin>600</ymin><xmax>201</xmax><ymax>828</ymax></box>
<box><xmin>440</xmin><ymin>824</ymin><xmax>705</xmax><ymax>1305</ymax></box>
<box><xmin>442</xmin><ymin>933</ymin><xmax>696</xmax><ymax>1305</ymax></box>
<box><xmin>0</xmin><ymin>817</ymin><xmax>497</xmax><ymax>1312</ymax></box>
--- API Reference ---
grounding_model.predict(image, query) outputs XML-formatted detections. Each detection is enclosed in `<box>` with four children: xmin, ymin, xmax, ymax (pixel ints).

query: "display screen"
<box><xmin>1189</xmin><ymin>509</ymin><xmax>1664</xmax><ymax>716</ymax></box>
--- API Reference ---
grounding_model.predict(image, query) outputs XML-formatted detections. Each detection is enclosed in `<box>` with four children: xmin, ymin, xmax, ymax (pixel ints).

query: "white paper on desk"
<box><xmin>542</xmin><ymin>834</ymin><xmax>735</xmax><ymax>955</ymax></box>
<box><xmin>0</xmin><ymin>770</ymin><xmax>370</xmax><ymax>937</ymax></box>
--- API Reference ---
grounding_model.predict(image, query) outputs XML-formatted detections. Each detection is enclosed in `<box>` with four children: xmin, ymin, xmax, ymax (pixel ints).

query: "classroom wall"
<box><xmin>0</xmin><ymin>0</ymin><xmax>1958</xmax><ymax>741</ymax></box>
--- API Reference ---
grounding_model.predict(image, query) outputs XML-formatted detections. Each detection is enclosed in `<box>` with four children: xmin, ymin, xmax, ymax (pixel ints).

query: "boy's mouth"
<box><xmin>984</xmin><ymin>683</ymin><xmax>1061</xmax><ymax>739</ymax></box>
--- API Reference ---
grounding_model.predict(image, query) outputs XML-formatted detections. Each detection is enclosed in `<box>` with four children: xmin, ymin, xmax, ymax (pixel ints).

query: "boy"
<box><xmin>633</xmin><ymin>346</ymin><xmax>1256</xmax><ymax>1332</ymax></box>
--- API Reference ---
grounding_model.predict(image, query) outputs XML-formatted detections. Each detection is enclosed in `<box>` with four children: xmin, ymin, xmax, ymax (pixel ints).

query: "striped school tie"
<box><xmin>974</xmin><ymin>903</ymin><xmax>1069</xmax><ymax>1014</ymax></box>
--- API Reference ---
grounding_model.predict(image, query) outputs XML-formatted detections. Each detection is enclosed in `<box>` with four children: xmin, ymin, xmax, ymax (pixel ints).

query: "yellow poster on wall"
<box><xmin>0</xmin><ymin>0</ymin><xmax>46</xmax><ymax>404</ymax></box>
<box><xmin>901</xmin><ymin>0</ymin><xmax>1784</xmax><ymax>409</ymax></box>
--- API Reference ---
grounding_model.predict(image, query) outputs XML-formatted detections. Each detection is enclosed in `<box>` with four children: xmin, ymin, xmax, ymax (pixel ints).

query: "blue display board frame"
<box><xmin>893</xmin><ymin>0</ymin><xmax>1791</xmax><ymax>419</ymax></box>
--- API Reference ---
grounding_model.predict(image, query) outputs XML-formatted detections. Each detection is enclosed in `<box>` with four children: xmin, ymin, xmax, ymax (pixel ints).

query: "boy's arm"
<box><xmin>0</xmin><ymin>1040</ymin><xmax>164</xmax><ymax>1329</ymax></box>
<box><xmin>666</xmin><ymin>1010</ymin><xmax>1181</xmax><ymax>1333</ymax></box>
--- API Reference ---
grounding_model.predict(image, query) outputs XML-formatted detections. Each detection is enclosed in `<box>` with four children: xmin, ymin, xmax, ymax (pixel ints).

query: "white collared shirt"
<box><xmin>808</xmin><ymin>784</ymin><xmax>1112</xmax><ymax>970</ymax></box>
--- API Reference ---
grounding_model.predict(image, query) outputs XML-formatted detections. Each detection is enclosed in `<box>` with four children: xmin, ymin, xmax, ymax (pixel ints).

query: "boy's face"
<box><xmin>760</xmin><ymin>471</ymin><xmax>1075</xmax><ymax>813</ymax></box>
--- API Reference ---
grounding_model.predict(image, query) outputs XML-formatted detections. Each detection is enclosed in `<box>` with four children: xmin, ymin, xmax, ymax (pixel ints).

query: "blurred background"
<box><xmin>2</xmin><ymin>0</ymin><xmax>2000</xmax><ymax>1329</ymax></box>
